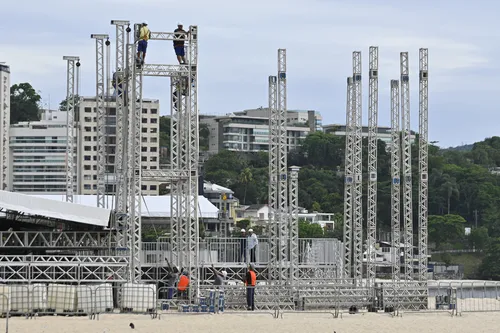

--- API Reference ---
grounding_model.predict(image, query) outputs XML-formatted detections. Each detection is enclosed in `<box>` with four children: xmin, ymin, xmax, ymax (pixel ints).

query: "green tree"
<box><xmin>299</xmin><ymin>219</ymin><xmax>324</xmax><ymax>238</ymax></box>
<box><xmin>58</xmin><ymin>94</ymin><xmax>80</xmax><ymax>111</ymax></box>
<box><xmin>479</xmin><ymin>237</ymin><xmax>500</xmax><ymax>280</ymax></box>
<box><xmin>199</xmin><ymin>123</ymin><xmax>210</xmax><ymax>151</ymax></box>
<box><xmin>10</xmin><ymin>83</ymin><xmax>41</xmax><ymax>124</ymax></box>
<box><xmin>469</xmin><ymin>226</ymin><xmax>490</xmax><ymax>250</ymax></box>
<box><xmin>239</xmin><ymin>168</ymin><xmax>253</xmax><ymax>204</ymax></box>
<box><xmin>428</xmin><ymin>214</ymin><xmax>466</xmax><ymax>249</ymax></box>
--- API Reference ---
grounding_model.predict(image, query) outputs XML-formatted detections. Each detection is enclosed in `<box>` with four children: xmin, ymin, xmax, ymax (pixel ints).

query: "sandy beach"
<box><xmin>1</xmin><ymin>311</ymin><xmax>499</xmax><ymax>333</ymax></box>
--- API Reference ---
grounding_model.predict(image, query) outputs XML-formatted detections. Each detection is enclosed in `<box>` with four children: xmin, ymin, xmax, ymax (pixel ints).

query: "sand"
<box><xmin>0</xmin><ymin>311</ymin><xmax>499</xmax><ymax>333</ymax></box>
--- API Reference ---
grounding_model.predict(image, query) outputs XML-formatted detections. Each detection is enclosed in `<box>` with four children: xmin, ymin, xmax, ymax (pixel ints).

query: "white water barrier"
<box><xmin>10</xmin><ymin>284</ymin><xmax>47</xmax><ymax>313</ymax></box>
<box><xmin>121</xmin><ymin>283</ymin><xmax>156</xmax><ymax>312</ymax></box>
<box><xmin>76</xmin><ymin>284</ymin><xmax>113</xmax><ymax>313</ymax></box>
<box><xmin>0</xmin><ymin>284</ymin><xmax>10</xmax><ymax>314</ymax></box>
<box><xmin>48</xmin><ymin>284</ymin><xmax>77</xmax><ymax>313</ymax></box>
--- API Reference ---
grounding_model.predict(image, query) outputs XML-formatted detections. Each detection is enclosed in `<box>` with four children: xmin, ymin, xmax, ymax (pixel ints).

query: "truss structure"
<box><xmin>111</xmin><ymin>20</ymin><xmax>131</xmax><ymax>250</ymax></box>
<box><xmin>268</xmin><ymin>75</ymin><xmax>278</xmax><ymax>281</ymax></box>
<box><xmin>91</xmin><ymin>34</ymin><xmax>110</xmax><ymax>209</ymax></box>
<box><xmin>366</xmin><ymin>46</ymin><xmax>379</xmax><ymax>287</ymax></box>
<box><xmin>0</xmin><ymin>64</ymin><xmax>9</xmax><ymax>191</ymax></box>
<box><xmin>352</xmin><ymin>51</ymin><xmax>363</xmax><ymax>285</ymax></box>
<box><xmin>400</xmin><ymin>52</ymin><xmax>414</xmax><ymax>281</ymax></box>
<box><xmin>418</xmin><ymin>48</ymin><xmax>429</xmax><ymax>282</ymax></box>
<box><xmin>63</xmin><ymin>56</ymin><xmax>80</xmax><ymax>203</ymax></box>
<box><xmin>0</xmin><ymin>231</ymin><xmax>113</xmax><ymax>249</ymax></box>
<box><xmin>390</xmin><ymin>79</ymin><xmax>401</xmax><ymax>282</ymax></box>
<box><xmin>289</xmin><ymin>166</ymin><xmax>300</xmax><ymax>284</ymax></box>
<box><xmin>343</xmin><ymin>76</ymin><xmax>354</xmax><ymax>279</ymax></box>
<box><xmin>278</xmin><ymin>49</ymin><xmax>290</xmax><ymax>283</ymax></box>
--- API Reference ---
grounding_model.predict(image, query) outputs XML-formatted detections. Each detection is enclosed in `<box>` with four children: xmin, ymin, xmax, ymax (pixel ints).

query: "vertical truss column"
<box><xmin>400</xmin><ymin>52</ymin><xmax>414</xmax><ymax>282</ymax></box>
<box><xmin>390</xmin><ymin>80</ymin><xmax>401</xmax><ymax>282</ymax></box>
<box><xmin>289</xmin><ymin>166</ymin><xmax>300</xmax><ymax>284</ymax></box>
<box><xmin>63</xmin><ymin>56</ymin><xmax>80</xmax><ymax>203</ymax></box>
<box><xmin>366</xmin><ymin>46</ymin><xmax>379</xmax><ymax>286</ymax></box>
<box><xmin>343</xmin><ymin>76</ymin><xmax>354</xmax><ymax>279</ymax></box>
<box><xmin>111</xmin><ymin>20</ymin><xmax>131</xmax><ymax>248</ymax></box>
<box><xmin>268</xmin><ymin>75</ymin><xmax>278</xmax><ymax>281</ymax></box>
<box><xmin>352</xmin><ymin>51</ymin><xmax>363</xmax><ymax>285</ymax></box>
<box><xmin>187</xmin><ymin>25</ymin><xmax>200</xmax><ymax>299</ymax></box>
<box><xmin>0</xmin><ymin>65</ymin><xmax>10</xmax><ymax>190</ymax></box>
<box><xmin>277</xmin><ymin>49</ymin><xmax>288</xmax><ymax>284</ymax></box>
<box><xmin>91</xmin><ymin>34</ymin><xmax>110</xmax><ymax>208</ymax></box>
<box><xmin>418</xmin><ymin>48</ymin><xmax>429</xmax><ymax>282</ymax></box>
<box><xmin>130</xmin><ymin>24</ymin><xmax>144</xmax><ymax>281</ymax></box>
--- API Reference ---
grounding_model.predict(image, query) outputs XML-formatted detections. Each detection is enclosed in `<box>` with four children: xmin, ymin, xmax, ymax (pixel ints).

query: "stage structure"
<box><xmin>63</xmin><ymin>56</ymin><xmax>80</xmax><ymax>203</ymax></box>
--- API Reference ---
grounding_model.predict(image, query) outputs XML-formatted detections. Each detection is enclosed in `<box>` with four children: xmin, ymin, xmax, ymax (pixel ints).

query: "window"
<box><xmin>84</xmin><ymin>107</ymin><xmax>92</xmax><ymax>113</ymax></box>
<box><xmin>84</xmin><ymin>165</ymin><xmax>91</xmax><ymax>170</ymax></box>
<box><xmin>151</xmin><ymin>109</ymin><xmax>158</xmax><ymax>114</ymax></box>
<box><xmin>84</xmin><ymin>146</ymin><xmax>91</xmax><ymax>151</ymax></box>
<box><xmin>150</xmin><ymin>118</ymin><xmax>157</xmax><ymax>124</ymax></box>
<box><xmin>142</xmin><ymin>108</ymin><xmax>148</xmax><ymax>114</ymax></box>
<box><xmin>142</xmin><ymin>118</ymin><xmax>148</xmax><ymax>124</ymax></box>
<box><xmin>150</xmin><ymin>128</ymin><xmax>157</xmax><ymax>133</ymax></box>
<box><xmin>84</xmin><ymin>155</ymin><xmax>91</xmax><ymax>161</ymax></box>
<box><xmin>150</xmin><ymin>137</ymin><xmax>157</xmax><ymax>143</ymax></box>
<box><xmin>150</xmin><ymin>147</ymin><xmax>157</xmax><ymax>152</ymax></box>
<box><xmin>150</xmin><ymin>185</ymin><xmax>157</xmax><ymax>191</ymax></box>
<box><xmin>84</xmin><ymin>117</ymin><xmax>92</xmax><ymax>122</ymax></box>
<box><xmin>84</xmin><ymin>184</ymin><xmax>91</xmax><ymax>190</ymax></box>
<box><xmin>142</xmin><ymin>137</ymin><xmax>148</xmax><ymax>143</ymax></box>
<box><xmin>141</xmin><ymin>147</ymin><xmax>147</xmax><ymax>152</ymax></box>
<box><xmin>141</xmin><ymin>156</ymin><xmax>147</xmax><ymax>161</ymax></box>
<box><xmin>150</xmin><ymin>156</ymin><xmax>157</xmax><ymax>162</ymax></box>
<box><xmin>141</xmin><ymin>185</ymin><xmax>147</xmax><ymax>190</ymax></box>
<box><xmin>142</xmin><ymin>128</ymin><xmax>147</xmax><ymax>133</ymax></box>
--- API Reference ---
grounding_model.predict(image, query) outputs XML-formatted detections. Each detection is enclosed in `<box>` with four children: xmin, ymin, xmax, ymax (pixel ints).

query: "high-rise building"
<box><xmin>0</xmin><ymin>64</ymin><xmax>10</xmax><ymax>190</ymax></box>
<box><xmin>200</xmin><ymin>108</ymin><xmax>321</xmax><ymax>154</ymax></box>
<box><xmin>10</xmin><ymin>110</ymin><xmax>68</xmax><ymax>193</ymax></box>
<box><xmin>76</xmin><ymin>97</ymin><xmax>160</xmax><ymax>195</ymax></box>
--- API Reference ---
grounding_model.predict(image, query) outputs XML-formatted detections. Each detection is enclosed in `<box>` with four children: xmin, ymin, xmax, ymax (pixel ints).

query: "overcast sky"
<box><xmin>0</xmin><ymin>0</ymin><xmax>498</xmax><ymax>148</ymax></box>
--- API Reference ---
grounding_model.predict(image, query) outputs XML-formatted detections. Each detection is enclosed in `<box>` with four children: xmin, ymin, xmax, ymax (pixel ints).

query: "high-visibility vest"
<box><xmin>178</xmin><ymin>275</ymin><xmax>189</xmax><ymax>291</ymax></box>
<box><xmin>246</xmin><ymin>271</ymin><xmax>256</xmax><ymax>287</ymax></box>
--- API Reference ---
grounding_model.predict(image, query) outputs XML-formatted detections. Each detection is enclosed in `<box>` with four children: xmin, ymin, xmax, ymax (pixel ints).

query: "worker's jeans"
<box><xmin>246</xmin><ymin>287</ymin><xmax>255</xmax><ymax>310</ymax></box>
<box><xmin>250</xmin><ymin>248</ymin><xmax>256</xmax><ymax>263</ymax></box>
<box><xmin>167</xmin><ymin>287</ymin><xmax>175</xmax><ymax>299</ymax></box>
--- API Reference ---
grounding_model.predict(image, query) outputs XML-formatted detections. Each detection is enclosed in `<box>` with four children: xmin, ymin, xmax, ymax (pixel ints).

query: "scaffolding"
<box><xmin>0</xmin><ymin>64</ymin><xmax>10</xmax><ymax>191</ymax></box>
<box><xmin>390</xmin><ymin>79</ymin><xmax>401</xmax><ymax>282</ymax></box>
<box><xmin>268</xmin><ymin>75</ymin><xmax>278</xmax><ymax>281</ymax></box>
<box><xmin>63</xmin><ymin>56</ymin><xmax>80</xmax><ymax>203</ymax></box>
<box><xmin>343</xmin><ymin>76</ymin><xmax>354</xmax><ymax>279</ymax></box>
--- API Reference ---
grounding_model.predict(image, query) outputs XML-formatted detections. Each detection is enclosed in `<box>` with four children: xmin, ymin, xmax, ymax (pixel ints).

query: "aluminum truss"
<box><xmin>0</xmin><ymin>64</ymin><xmax>9</xmax><ymax>190</ymax></box>
<box><xmin>91</xmin><ymin>34</ymin><xmax>110</xmax><ymax>209</ymax></box>
<box><xmin>110</xmin><ymin>20</ymin><xmax>131</xmax><ymax>249</ymax></box>
<box><xmin>400</xmin><ymin>52</ymin><xmax>414</xmax><ymax>281</ymax></box>
<box><xmin>268</xmin><ymin>75</ymin><xmax>278</xmax><ymax>281</ymax></box>
<box><xmin>289</xmin><ymin>166</ymin><xmax>300</xmax><ymax>284</ymax></box>
<box><xmin>390</xmin><ymin>79</ymin><xmax>401</xmax><ymax>282</ymax></box>
<box><xmin>366</xmin><ymin>46</ymin><xmax>379</xmax><ymax>286</ymax></box>
<box><xmin>352</xmin><ymin>51</ymin><xmax>363</xmax><ymax>285</ymax></box>
<box><xmin>418</xmin><ymin>48</ymin><xmax>429</xmax><ymax>282</ymax></box>
<box><xmin>343</xmin><ymin>76</ymin><xmax>354</xmax><ymax>279</ymax></box>
<box><xmin>277</xmin><ymin>49</ymin><xmax>289</xmax><ymax>284</ymax></box>
<box><xmin>63</xmin><ymin>56</ymin><xmax>80</xmax><ymax>203</ymax></box>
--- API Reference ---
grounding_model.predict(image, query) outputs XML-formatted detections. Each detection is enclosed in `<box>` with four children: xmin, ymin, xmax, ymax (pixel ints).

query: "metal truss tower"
<box><xmin>268</xmin><ymin>75</ymin><xmax>278</xmax><ymax>281</ymax></box>
<box><xmin>289</xmin><ymin>166</ymin><xmax>300</xmax><ymax>284</ymax></box>
<box><xmin>390</xmin><ymin>80</ymin><xmax>401</xmax><ymax>282</ymax></box>
<box><xmin>63</xmin><ymin>56</ymin><xmax>80</xmax><ymax>203</ymax></box>
<box><xmin>343</xmin><ymin>76</ymin><xmax>354</xmax><ymax>279</ymax></box>
<box><xmin>400</xmin><ymin>52</ymin><xmax>414</xmax><ymax>281</ymax></box>
<box><xmin>0</xmin><ymin>64</ymin><xmax>10</xmax><ymax>191</ymax></box>
<box><xmin>366</xmin><ymin>46</ymin><xmax>379</xmax><ymax>286</ymax></box>
<box><xmin>418</xmin><ymin>48</ymin><xmax>429</xmax><ymax>282</ymax></box>
<box><xmin>110</xmin><ymin>20</ymin><xmax>131</xmax><ymax>249</ymax></box>
<box><xmin>352</xmin><ymin>51</ymin><xmax>363</xmax><ymax>285</ymax></box>
<box><xmin>277</xmin><ymin>49</ymin><xmax>289</xmax><ymax>284</ymax></box>
<box><xmin>91</xmin><ymin>34</ymin><xmax>110</xmax><ymax>209</ymax></box>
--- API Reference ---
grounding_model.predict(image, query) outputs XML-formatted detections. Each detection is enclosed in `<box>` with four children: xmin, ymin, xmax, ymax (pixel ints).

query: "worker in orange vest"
<box><xmin>177</xmin><ymin>270</ymin><xmax>190</xmax><ymax>299</ymax></box>
<box><xmin>243</xmin><ymin>264</ymin><xmax>256</xmax><ymax>310</ymax></box>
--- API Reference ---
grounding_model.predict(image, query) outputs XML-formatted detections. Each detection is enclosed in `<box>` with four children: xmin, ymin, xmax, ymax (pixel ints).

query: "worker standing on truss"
<box><xmin>174</xmin><ymin>22</ymin><xmax>189</xmax><ymax>64</ymax></box>
<box><xmin>136</xmin><ymin>21</ymin><xmax>151</xmax><ymax>66</ymax></box>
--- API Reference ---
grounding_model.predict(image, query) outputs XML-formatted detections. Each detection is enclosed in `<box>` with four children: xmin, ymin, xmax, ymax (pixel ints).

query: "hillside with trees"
<box><xmin>202</xmin><ymin>132</ymin><xmax>500</xmax><ymax>279</ymax></box>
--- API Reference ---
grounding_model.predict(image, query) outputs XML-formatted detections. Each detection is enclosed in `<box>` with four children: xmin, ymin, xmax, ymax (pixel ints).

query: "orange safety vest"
<box><xmin>178</xmin><ymin>275</ymin><xmax>189</xmax><ymax>291</ymax></box>
<box><xmin>246</xmin><ymin>271</ymin><xmax>256</xmax><ymax>287</ymax></box>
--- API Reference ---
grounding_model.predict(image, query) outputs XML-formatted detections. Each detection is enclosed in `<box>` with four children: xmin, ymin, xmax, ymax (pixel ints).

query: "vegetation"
<box><xmin>202</xmin><ymin>132</ymin><xmax>500</xmax><ymax>280</ymax></box>
<box><xmin>10</xmin><ymin>83</ymin><xmax>41</xmax><ymax>124</ymax></box>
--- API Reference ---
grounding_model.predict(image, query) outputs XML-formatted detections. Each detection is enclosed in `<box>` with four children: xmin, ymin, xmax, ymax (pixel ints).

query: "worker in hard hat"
<box><xmin>137</xmin><ymin>21</ymin><xmax>151</xmax><ymax>66</ymax></box>
<box><xmin>239</xmin><ymin>229</ymin><xmax>247</xmax><ymax>263</ymax></box>
<box><xmin>177</xmin><ymin>269</ymin><xmax>190</xmax><ymax>299</ymax></box>
<box><xmin>173</xmin><ymin>22</ymin><xmax>188</xmax><ymax>64</ymax></box>
<box><xmin>211</xmin><ymin>264</ymin><xmax>227</xmax><ymax>287</ymax></box>
<box><xmin>247</xmin><ymin>229</ymin><xmax>259</xmax><ymax>263</ymax></box>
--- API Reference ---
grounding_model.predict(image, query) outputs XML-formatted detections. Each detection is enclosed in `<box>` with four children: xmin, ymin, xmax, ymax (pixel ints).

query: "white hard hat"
<box><xmin>222</xmin><ymin>270</ymin><xmax>227</xmax><ymax>278</ymax></box>
<box><xmin>248</xmin><ymin>229</ymin><xmax>253</xmax><ymax>232</ymax></box>
<box><xmin>177</xmin><ymin>22</ymin><xmax>183</xmax><ymax>26</ymax></box>
<box><xmin>143</xmin><ymin>21</ymin><xmax>148</xmax><ymax>25</ymax></box>
<box><xmin>241</xmin><ymin>229</ymin><xmax>245</xmax><ymax>232</ymax></box>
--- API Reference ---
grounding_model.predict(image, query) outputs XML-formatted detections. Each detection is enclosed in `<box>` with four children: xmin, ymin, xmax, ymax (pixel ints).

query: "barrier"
<box><xmin>0</xmin><ymin>293</ymin><xmax>9</xmax><ymax>333</ymax></box>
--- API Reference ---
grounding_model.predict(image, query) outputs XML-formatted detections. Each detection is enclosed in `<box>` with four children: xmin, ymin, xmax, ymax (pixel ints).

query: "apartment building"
<box><xmin>200</xmin><ymin>108</ymin><xmax>322</xmax><ymax>154</ymax></box>
<box><xmin>76</xmin><ymin>97</ymin><xmax>160</xmax><ymax>195</ymax></box>
<box><xmin>10</xmin><ymin>110</ymin><xmax>68</xmax><ymax>193</ymax></box>
<box><xmin>323</xmin><ymin>124</ymin><xmax>416</xmax><ymax>145</ymax></box>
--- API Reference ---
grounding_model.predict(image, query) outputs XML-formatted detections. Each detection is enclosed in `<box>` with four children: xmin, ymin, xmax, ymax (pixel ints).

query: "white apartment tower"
<box><xmin>10</xmin><ymin>111</ymin><xmax>68</xmax><ymax>193</ymax></box>
<box><xmin>76</xmin><ymin>97</ymin><xmax>160</xmax><ymax>196</ymax></box>
<box><xmin>0</xmin><ymin>64</ymin><xmax>10</xmax><ymax>190</ymax></box>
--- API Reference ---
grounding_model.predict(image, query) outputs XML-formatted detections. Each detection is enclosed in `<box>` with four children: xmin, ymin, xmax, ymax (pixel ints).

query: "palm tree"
<box><xmin>442</xmin><ymin>174</ymin><xmax>459</xmax><ymax>214</ymax></box>
<box><xmin>239</xmin><ymin>167</ymin><xmax>253</xmax><ymax>204</ymax></box>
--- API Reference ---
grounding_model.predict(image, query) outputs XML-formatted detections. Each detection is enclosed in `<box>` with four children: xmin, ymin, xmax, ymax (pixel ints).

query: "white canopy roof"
<box><xmin>0</xmin><ymin>190</ymin><xmax>111</xmax><ymax>227</ymax></box>
<box><xmin>32</xmin><ymin>195</ymin><xmax>219</xmax><ymax>219</ymax></box>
